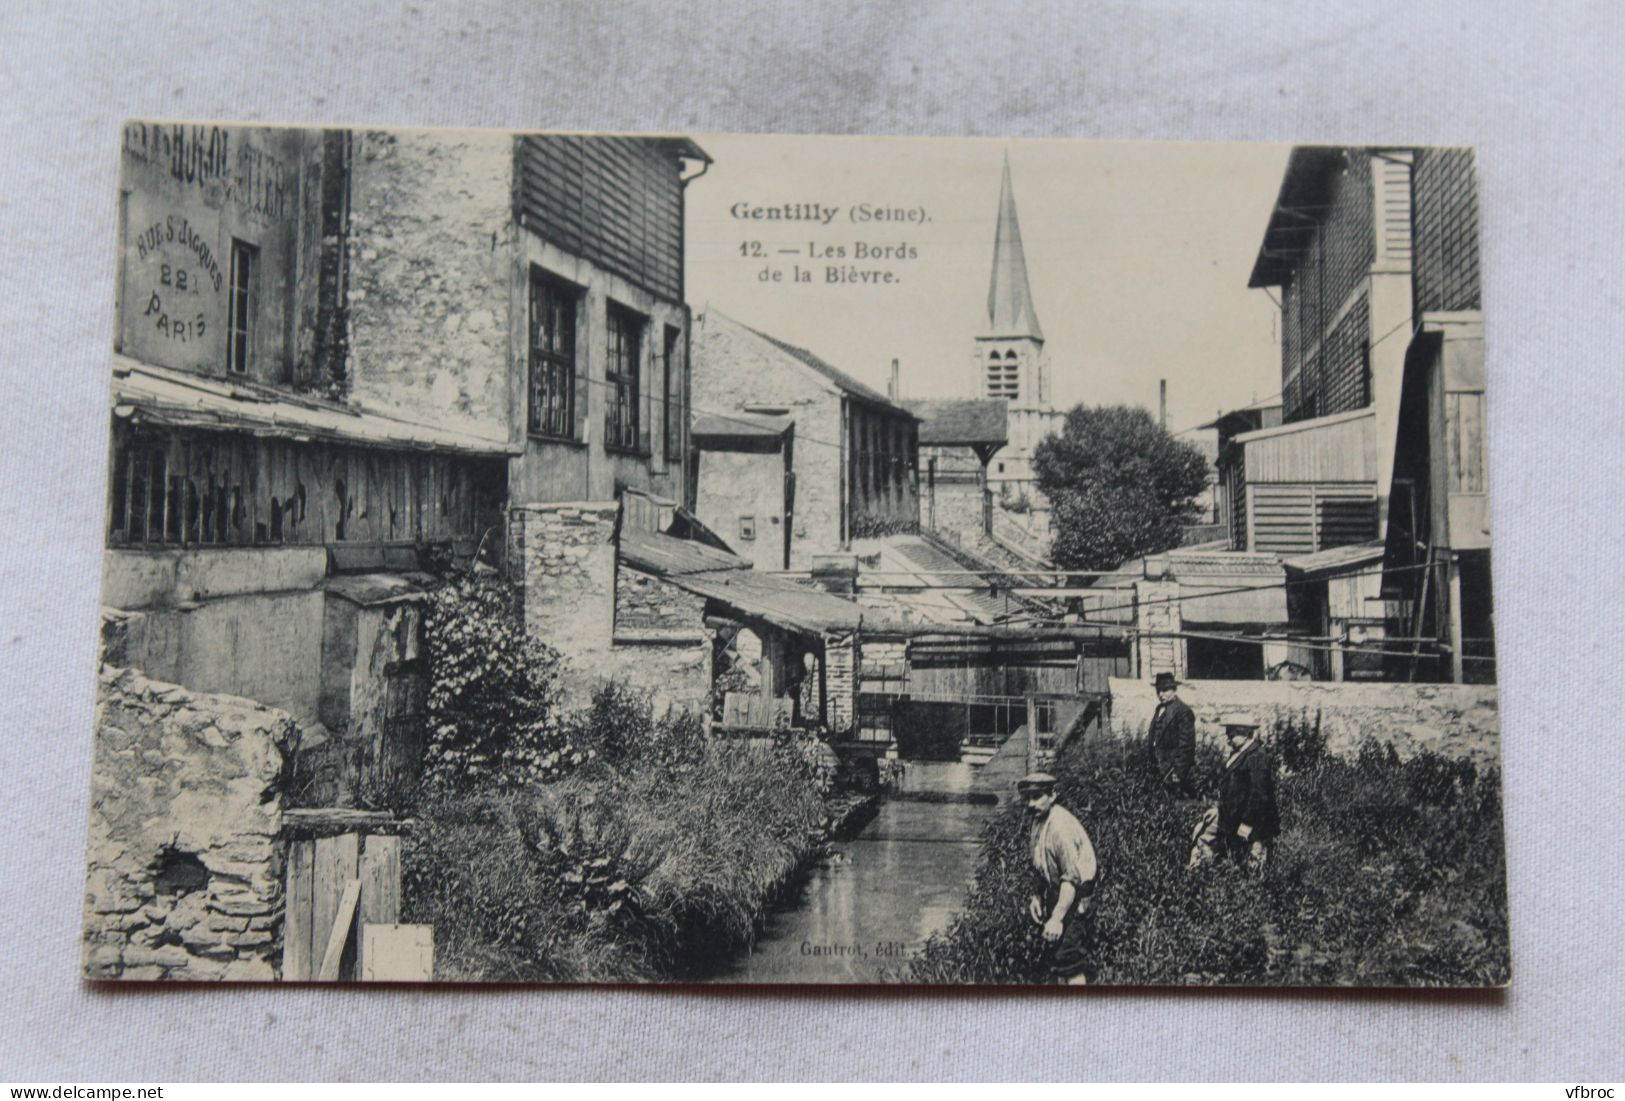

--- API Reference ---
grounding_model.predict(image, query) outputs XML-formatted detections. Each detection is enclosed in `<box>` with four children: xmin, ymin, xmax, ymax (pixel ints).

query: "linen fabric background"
<box><xmin>1</xmin><ymin>0</ymin><xmax>1620</xmax><ymax>1081</ymax></box>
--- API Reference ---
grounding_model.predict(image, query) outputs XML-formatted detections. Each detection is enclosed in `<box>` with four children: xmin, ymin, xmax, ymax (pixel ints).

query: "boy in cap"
<box><xmin>1018</xmin><ymin>772</ymin><xmax>1099</xmax><ymax>985</ymax></box>
<box><xmin>1147</xmin><ymin>672</ymin><xmax>1196</xmax><ymax>798</ymax></box>
<box><xmin>1187</xmin><ymin>714</ymin><xmax>1280</xmax><ymax>872</ymax></box>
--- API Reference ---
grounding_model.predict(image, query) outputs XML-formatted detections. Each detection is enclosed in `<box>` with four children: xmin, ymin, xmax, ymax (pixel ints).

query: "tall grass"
<box><xmin>401</xmin><ymin>690</ymin><xmax>828</xmax><ymax>983</ymax></box>
<box><xmin>910</xmin><ymin>718</ymin><xmax>1509</xmax><ymax>987</ymax></box>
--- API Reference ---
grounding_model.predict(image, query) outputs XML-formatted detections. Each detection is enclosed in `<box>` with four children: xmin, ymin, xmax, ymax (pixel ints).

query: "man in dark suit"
<box><xmin>1205</xmin><ymin>714</ymin><xmax>1280</xmax><ymax>872</ymax></box>
<box><xmin>1147</xmin><ymin>671</ymin><xmax>1196</xmax><ymax>798</ymax></box>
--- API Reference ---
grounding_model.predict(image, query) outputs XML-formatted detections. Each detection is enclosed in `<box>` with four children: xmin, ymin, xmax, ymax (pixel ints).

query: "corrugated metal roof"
<box><xmin>1232</xmin><ymin>406</ymin><xmax>1372</xmax><ymax>445</ymax></box>
<box><xmin>667</xmin><ymin>568</ymin><xmax>864</xmax><ymax>634</ymax></box>
<box><xmin>620</xmin><ymin>527</ymin><xmax>748</xmax><ymax>576</ymax></box>
<box><xmin>907</xmin><ymin>399</ymin><xmax>1009</xmax><ymax>446</ymax></box>
<box><xmin>880</xmin><ymin>535</ymin><xmax>1013</xmax><ymax>624</ymax></box>
<box><xmin>1282</xmin><ymin>540</ymin><xmax>1385</xmax><ymax>577</ymax></box>
<box><xmin>112</xmin><ymin>357</ymin><xmax>517</xmax><ymax>457</ymax></box>
<box><xmin>619</xmin><ymin>528</ymin><xmax>863</xmax><ymax>635</ymax></box>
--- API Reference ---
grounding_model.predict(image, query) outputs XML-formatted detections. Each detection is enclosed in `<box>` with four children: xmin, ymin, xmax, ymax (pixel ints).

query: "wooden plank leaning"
<box><xmin>316</xmin><ymin>880</ymin><xmax>361</xmax><ymax>982</ymax></box>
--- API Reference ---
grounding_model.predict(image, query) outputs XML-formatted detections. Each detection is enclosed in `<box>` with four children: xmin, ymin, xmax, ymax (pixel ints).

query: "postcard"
<box><xmin>86</xmin><ymin>124</ymin><xmax>1505</xmax><ymax>986</ymax></box>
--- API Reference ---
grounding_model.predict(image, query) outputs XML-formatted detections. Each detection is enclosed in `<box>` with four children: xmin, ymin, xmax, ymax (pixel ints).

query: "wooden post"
<box><xmin>282</xmin><ymin>840</ymin><xmax>314</xmax><ymax>981</ymax></box>
<box><xmin>1447</xmin><ymin>555</ymin><xmax>1465</xmax><ymax>684</ymax></box>
<box><xmin>360</xmin><ymin>835</ymin><xmax>402</xmax><ymax>927</ymax></box>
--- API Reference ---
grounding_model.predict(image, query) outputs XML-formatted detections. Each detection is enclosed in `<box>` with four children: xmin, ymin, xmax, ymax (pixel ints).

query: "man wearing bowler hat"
<box><xmin>1147</xmin><ymin>671</ymin><xmax>1196</xmax><ymax>798</ymax></box>
<box><xmin>1188</xmin><ymin>714</ymin><xmax>1280</xmax><ymax>872</ymax></box>
<box><xmin>1017</xmin><ymin>771</ymin><xmax>1099</xmax><ymax>985</ymax></box>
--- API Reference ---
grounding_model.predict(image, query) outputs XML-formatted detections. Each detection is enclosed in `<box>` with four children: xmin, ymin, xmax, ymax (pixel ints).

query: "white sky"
<box><xmin>685</xmin><ymin>133</ymin><xmax>1291</xmax><ymax>436</ymax></box>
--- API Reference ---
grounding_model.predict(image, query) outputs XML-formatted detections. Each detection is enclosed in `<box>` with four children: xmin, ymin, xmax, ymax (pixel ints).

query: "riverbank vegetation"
<box><xmin>399</xmin><ymin>573</ymin><xmax>830</xmax><ymax>982</ymax></box>
<box><xmin>909</xmin><ymin>717</ymin><xmax>1509</xmax><ymax>987</ymax></box>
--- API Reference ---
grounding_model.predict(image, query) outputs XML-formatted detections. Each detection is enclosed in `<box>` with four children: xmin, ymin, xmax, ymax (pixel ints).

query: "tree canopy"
<box><xmin>1033</xmin><ymin>404</ymin><xmax>1210</xmax><ymax>571</ymax></box>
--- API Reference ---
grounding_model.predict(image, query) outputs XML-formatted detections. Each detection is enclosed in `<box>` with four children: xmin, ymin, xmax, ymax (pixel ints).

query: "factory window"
<box><xmin>605</xmin><ymin>302</ymin><xmax>645</xmax><ymax>454</ymax></box>
<box><xmin>528</xmin><ymin>269</ymin><xmax>580</xmax><ymax>440</ymax></box>
<box><xmin>663</xmin><ymin>324</ymin><xmax>684</xmax><ymax>462</ymax></box>
<box><xmin>225</xmin><ymin>239</ymin><xmax>257</xmax><ymax>375</ymax></box>
<box><xmin>738</xmin><ymin>515</ymin><xmax>756</xmax><ymax>541</ymax></box>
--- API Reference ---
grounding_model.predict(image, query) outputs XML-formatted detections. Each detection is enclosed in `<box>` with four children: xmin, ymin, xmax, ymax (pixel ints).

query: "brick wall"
<box><xmin>1413</xmin><ymin>148</ymin><xmax>1482</xmax><ymax>314</ymax></box>
<box><xmin>84</xmin><ymin>668</ymin><xmax>294</xmax><ymax>981</ymax></box>
<box><xmin>346</xmin><ymin>129</ymin><xmax>515</xmax><ymax>443</ymax></box>
<box><xmin>1108</xmin><ymin>676</ymin><xmax>1500</xmax><ymax>767</ymax></box>
<box><xmin>824</xmin><ymin>630</ymin><xmax>859</xmax><ymax>734</ymax></box>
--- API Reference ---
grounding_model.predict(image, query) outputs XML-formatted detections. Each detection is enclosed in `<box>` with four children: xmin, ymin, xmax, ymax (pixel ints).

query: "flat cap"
<box><xmin>1016</xmin><ymin>771</ymin><xmax>1057</xmax><ymax>791</ymax></box>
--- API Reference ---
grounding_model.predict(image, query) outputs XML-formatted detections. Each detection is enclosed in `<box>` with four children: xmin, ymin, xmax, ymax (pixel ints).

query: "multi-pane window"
<box><xmin>226</xmin><ymin>239</ymin><xmax>257</xmax><ymax>375</ymax></box>
<box><xmin>605</xmin><ymin>302</ymin><xmax>643</xmax><ymax>453</ymax></box>
<box><xmin>528</xmin><ymin>270</ymin><xmax>579</xmax><ymax>439</ymax></box>
<box><xmin>662</xmin><ymin>324</ymin><xmax>683</xmax><ymax>462</ymax></box>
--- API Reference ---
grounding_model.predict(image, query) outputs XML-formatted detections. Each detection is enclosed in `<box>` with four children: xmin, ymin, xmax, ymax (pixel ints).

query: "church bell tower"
<box><xmin>975</xmin><ymin>154</ymin><xmax>1061</xmax><ymax>493</ymax></box>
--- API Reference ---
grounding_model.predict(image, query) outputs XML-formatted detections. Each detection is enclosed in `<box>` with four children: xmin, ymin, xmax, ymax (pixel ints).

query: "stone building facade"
<box><xmin>691</xmin><ymin>309</ymin><xmax>920</xmax><ymax>569</ymax></box>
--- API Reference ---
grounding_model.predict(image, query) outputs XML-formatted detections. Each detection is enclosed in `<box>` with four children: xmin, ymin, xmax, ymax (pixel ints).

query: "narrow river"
<box><xmin>707</xmin><ymin>797</ymin><xmax>996</xmax><ymax>984</ymax></box>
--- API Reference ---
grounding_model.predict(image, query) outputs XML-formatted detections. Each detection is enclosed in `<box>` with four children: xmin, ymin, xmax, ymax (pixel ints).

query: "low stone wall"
<box><xmin>615</xmin><ymin>564</ymin><xmax>707</xmax><ymax>631</ymax></box>
<box><xmin>84</xmin><ymin>668</ymin><xmax>296</xmax><ymax>981</ymax></box>
<box><xmin>1107</xmin><ymin>676</ymin><xmax>1501</xmax><ymax>767</ymax></box>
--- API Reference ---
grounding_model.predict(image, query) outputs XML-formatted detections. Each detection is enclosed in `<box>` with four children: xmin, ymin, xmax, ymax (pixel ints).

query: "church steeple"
<box><xmin>985</xmin><ymin>154</ymin><xmax>1044</xmax><ymax>343</ymax></box>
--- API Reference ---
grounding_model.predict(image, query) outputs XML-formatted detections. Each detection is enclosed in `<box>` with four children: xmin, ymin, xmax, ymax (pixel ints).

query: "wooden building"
<box><xmin>1245</xmin><ymin>145</ymin><xmax>1492</xmax><ymax>682</ymax></box>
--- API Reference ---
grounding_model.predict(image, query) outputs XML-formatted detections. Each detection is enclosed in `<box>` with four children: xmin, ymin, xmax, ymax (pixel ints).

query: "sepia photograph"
<box><xmin>86</xmin><ymin>123</ymin><xmax>1505</xmax><ymax>987</ymax></box>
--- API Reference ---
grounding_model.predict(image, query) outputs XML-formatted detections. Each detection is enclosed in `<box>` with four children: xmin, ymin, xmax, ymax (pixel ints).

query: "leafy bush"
<box><xmin>910</xmin><ymin>725</ymin><xmax>1509</xmax><ymax>987</ymax></box>
<box><xmin>403</xmin><ymin>684</ymin><xmax>829</xmax><ymax>982</ymax></box>
<box><xmin>420</xmin><ymin>570</ymin><xmax>589</xmax><ymax>792</ymax></box>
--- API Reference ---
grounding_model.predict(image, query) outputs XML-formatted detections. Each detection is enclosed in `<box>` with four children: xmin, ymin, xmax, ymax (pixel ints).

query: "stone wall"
<box><xmin>692</xmin><ymin>311</ymin><xmax>846</xmax><ymax>567</ymax></box>
<box><xmin>84</xmin><ymin>668</ymin><xmax>295</xmax><ymax>981</ymax></box>
<box><xmin>516</xmin><ymin>501</ymin><xmax>620</xmax><ymax>704</ymax></box>
<box><xmin>615</xmin><ymin>563</ymin><xmax>707</xmax><ymax>631</ymax></box>
<box><xmin>1134</xmin><ymin>578</ymin><xmax>1186</xmax><ymax>679</ymax></box>
<box><xmin>1108</xmin><ymin>676</ymin><xmax>1501</xmax><ymax>767</ymax></box>
<box><xmin>692</xmin><ymin>446</ymin><xmax>787</xmax><ymax>572</ymax></box>
<box><xmin>346</xmin><ymin>129</ymin><xmax>515</xmax><ymax>444</ymax></box>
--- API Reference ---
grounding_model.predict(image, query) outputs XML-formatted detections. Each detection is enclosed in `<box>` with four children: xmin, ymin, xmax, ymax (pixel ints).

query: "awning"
<box><xmin>619</xmin><ymin>528</ymin><xmax>862</xmax><ymax>636</ymax></box>
<box><xmin>1282</xmin><ymin>540</ymin><xmax>1385</xmax><ymax>579</ymax></box>
<box><xmin>112</xmin><ymin>357</ymin><xmax>518</xmax><ymax>458</ymax></box>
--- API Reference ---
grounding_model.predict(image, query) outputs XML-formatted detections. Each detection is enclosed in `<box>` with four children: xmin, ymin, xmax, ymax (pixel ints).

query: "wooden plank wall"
<box><xmin>109</xmin><ymin>423</ymin><xmax>502</xmax><ymax>549</ymax></box>
<box><xmin>517</xmin><ymin>135</ymin><xmax>684</xmax><ymax>303</ymax></box>
<box><xmin>283</xmin><ymin>832</ymin><xmax>404</xmax><ymax>982</ymax></box>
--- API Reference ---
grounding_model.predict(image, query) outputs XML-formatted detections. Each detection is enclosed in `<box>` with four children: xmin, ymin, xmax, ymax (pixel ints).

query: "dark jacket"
<box><xmin>1217</xmin><ymin>740</ymin><xmax>1280</xmax><ymax>841</ymax></box>
<box><xmin>1148</xmin><ymin>697</ymin><xmax>1196</xmax><ymax>780</ymax></box>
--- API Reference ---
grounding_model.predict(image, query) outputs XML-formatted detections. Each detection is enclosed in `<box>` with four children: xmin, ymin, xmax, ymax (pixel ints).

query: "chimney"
<box><xmin>1159</xmin><ymin>379</ymin><xmax>1167</xmax><ymax>430</ymax></box>
<box><xmin>888</xmin><ymin>358</ymin><xmax>900</xmax><ymax>401</ymax></box>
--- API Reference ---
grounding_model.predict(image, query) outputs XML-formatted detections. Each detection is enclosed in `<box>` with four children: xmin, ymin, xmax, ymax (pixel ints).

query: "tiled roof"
<box><xmin>907</xmin><ymin>399</ymin><xmax>1009</xmax><ymax>446</ymax></box>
